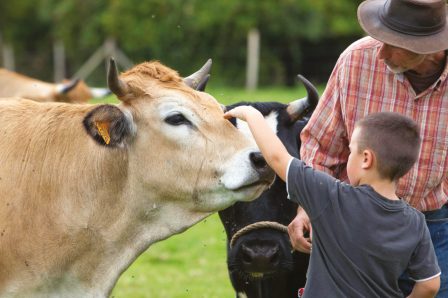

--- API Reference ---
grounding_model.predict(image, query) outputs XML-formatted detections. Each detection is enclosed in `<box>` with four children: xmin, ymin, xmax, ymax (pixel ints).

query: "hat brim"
<box><xmin>358</xmin><ymin>0</ymin><xmax>448</xmax><ymax>54</ymax></box>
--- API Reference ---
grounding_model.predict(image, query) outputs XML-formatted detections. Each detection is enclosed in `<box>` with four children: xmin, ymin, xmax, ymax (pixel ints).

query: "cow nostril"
<box><xmin>269</xmin><ymin>249</ymin><xmax>280</xmax><ymax>265</ymax></box>
<box><xmin>249</xmin><ymin>152</ymin><xmax>267</xmax><ymax>169</ymax></box>
<box><xmin>241</xmin><ymin>244</ymin><xmax>255</xmax><ymax>264</ymax></box>
<box><xmin>240</xmin><ymin>244</ymin><xmax>281</xmax><ymax>270</ymax></box>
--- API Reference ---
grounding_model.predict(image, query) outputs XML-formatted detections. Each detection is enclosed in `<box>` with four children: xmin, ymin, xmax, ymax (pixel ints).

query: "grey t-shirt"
<box><xmin>287</xmin><ymin>158</ymin><xmax>440</xmax><ymax>298</ymax></box>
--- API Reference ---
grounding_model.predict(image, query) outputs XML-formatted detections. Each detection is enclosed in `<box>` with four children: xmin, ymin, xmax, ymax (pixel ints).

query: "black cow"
<box><xmin>219</xmin><ymin>75</ymin><xmax>318</xmax><ymax>298</ymax></box>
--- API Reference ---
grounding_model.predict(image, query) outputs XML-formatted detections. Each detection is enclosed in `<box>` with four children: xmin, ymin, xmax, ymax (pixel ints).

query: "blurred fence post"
<box><xmin>53</xmin><ymin>40</ymin><xmax>66</xmax><ymax>82</ymax></box>
<box><xmin>246</xmin><ymin>28</ymin><xmax>260</xmax><ymax>90</ymax></box>
<box><xmin>72</xmin><ymin>38</ymin><xmax>133</xmax><ymax>81</ymax></box>
<box><xmin>0</xmin><ymin>33</ymin><xmax>2</xmax><ymax>67</ymax></box>
<box><xmin>1</xmin><ymin>32</ymin><xmax>15</xmax><ymax>70</ymax></box>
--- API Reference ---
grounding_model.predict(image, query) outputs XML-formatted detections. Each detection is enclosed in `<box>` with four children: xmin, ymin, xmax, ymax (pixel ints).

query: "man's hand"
<box><xmin>288</xmin><ymin>207</ymin><xmax>313</xmax><ymax>253</ymax></box>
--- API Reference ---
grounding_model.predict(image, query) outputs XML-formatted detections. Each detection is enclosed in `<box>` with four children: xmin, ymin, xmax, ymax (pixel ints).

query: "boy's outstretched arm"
<box><xmin>224</xmin><ymin>106</ymin><xmax>292</xmax><ymax>181</ymax></box>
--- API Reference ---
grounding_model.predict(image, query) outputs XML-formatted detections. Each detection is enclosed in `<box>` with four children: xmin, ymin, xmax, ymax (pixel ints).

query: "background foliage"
<box><xmin>0</xmin><ymin>0</ymin><xmax>364</xmax><ymax>86</ymax></box>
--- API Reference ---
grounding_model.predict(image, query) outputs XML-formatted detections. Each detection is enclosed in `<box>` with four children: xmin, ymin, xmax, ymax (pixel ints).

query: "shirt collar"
<box><xmin>392</xmin><ymin>50</ymin><xmax>448</xmax><ymax>99</ymax></box>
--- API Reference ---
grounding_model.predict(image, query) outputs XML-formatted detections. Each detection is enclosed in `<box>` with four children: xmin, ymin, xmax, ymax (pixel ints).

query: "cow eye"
<box><xmin>164</xmin><ymin>113</ymin><xmax>192</xmax><ymax>126</ymax></box>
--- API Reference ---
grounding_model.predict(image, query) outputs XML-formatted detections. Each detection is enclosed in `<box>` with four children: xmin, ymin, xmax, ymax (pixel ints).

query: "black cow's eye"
<box><xmin>164</xmin><ymin>113</ymin><xmax>192</xmax><ymax>126</ymax></box>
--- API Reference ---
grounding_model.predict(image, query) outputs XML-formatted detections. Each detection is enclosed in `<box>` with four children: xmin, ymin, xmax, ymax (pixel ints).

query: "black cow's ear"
<box><xmin>83</xmin><ymin>104</ymin><xmax>134</xmax><ymax>147</ymax></box>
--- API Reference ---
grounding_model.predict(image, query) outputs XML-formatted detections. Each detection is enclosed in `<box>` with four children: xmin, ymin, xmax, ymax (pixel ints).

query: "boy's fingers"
<box><xmin>224</xmin><ymin>107</ymin><xmax>244</xmax><ymax>120</ymax></box>
<box><xmin>223</xmin><ymin>106</ymin><xmax>257</xmax><ymax>121</ymax></box>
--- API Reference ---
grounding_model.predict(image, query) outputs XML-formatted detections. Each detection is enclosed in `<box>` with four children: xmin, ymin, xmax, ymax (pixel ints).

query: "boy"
<box><xmin>223</xmin><ymin>108</ymin><xmax>440</xmax><ymax>297</ymax></box>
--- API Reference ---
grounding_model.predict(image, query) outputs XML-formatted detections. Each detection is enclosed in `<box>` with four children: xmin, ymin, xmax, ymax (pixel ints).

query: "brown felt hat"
<box><xmin>358</xmin><ymin>0</ymin><xmax>448</xmax><ymax>54</ymax></box>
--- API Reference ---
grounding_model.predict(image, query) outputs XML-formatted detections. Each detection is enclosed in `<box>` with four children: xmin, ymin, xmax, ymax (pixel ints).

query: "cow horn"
<box><xmin>286</xmin><ymin>75</ymin><xmax>319</xmax><ymax>122</ymax></box>
<box><xmin>108</xmin><ymin>57</ymin><xmax>129</xmax><ymax>98</ymax></box>
<box><xmin>196</xmin><ymin>74</ymin><xmax>210</xmax><ymax>92</ymax></box>
<box><xmin>183</xmin><ymin>59</ymin><xmax>212</xmax><ymax>90</ymax></box>
<box><xmin>57</xmin><ymin>79</ymin><xmax>80</xmax><ymax>94</ymax></box>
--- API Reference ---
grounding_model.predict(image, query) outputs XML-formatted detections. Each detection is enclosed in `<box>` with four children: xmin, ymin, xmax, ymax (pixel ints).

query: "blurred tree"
<box><xmin>38</xmin><ymin>0</ymin><xmax>109</xmax><ymax>80</ymax></box>
<box><xmin>0</xmin><ymin>0</ymin><xmax>53</xmax><ymax>78</ymax></box>
<box><xmin>0</xmin><ymin>0</ymin><xmax>364</xmax><ymax>86</ymax></box>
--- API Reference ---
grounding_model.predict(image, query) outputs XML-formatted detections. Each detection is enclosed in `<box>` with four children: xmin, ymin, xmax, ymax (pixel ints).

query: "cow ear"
<box><xmin>83</xmin><ymin>104</ymin><xmax>135</xmax><ymax>147</ymax></box>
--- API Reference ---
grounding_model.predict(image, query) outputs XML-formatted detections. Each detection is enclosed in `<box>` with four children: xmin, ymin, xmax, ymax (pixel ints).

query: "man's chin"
<box><xmin>386</xmin><ymin>64</ymin><xmax>407</xmax><ymax>74</ymax></box>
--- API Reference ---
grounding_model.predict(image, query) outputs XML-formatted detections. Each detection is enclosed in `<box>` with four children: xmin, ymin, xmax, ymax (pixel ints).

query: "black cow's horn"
<box><xmin>108</xmin><ymin>57</ymin><xmax>129</xmax><ymax>98</ymax></box>
<box><xmin>286</xmin><ymin>74</ymin><xmax>319</xmax><ymax>122</ymax></box>
<box><xmin>183</xmin><ymin>59</ymin><xmax>212</xmax><ymax>91</ymax></box>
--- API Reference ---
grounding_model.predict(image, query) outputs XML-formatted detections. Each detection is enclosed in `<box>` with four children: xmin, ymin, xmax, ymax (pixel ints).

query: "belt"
<box><xmin>423</xmin><ymin>203</ymin><xmax>448</xmax><ymax>220</ymax></box>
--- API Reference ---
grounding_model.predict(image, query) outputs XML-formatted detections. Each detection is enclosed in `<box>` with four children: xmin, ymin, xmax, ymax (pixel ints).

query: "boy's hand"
<box><xmin>223</xmin><ymin>105</ymin><xmax>258</xmax><ymax>121</ymax></box>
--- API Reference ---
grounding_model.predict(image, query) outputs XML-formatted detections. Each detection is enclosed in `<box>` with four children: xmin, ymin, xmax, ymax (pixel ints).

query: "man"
<box><xmin>288</xmin><ymin>0</ymin><xmax>448</xmax><ymax>296</ymax></box>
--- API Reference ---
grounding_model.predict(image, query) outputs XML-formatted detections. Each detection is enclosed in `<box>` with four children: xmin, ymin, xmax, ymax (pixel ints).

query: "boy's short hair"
<box><xmin>355</xmin><ymin>112</ymin><xmax>421</xmax><ymax>181</ymax></box>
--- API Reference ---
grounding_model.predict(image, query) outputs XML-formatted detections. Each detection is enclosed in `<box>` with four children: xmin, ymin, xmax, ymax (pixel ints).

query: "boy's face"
<box><xmin>347</xmin><ymin>127</ymin><xmax>364</xmax><ymax>186</ymax></box>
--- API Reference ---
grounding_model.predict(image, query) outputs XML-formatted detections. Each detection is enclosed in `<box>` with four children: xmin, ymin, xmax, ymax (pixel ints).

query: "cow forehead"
<box><xmin>146</xmin><ymin>89</ymin><xmax>223</xmax><ymax>118</ymax></box>
<box><xmin>236</xmin><ymin>111</ymin><xmax>278</xmax><ymax>143</ymax></box>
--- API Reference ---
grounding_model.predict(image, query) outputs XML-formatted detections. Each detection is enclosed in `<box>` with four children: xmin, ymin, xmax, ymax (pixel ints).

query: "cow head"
<box><xmin>84</xmin><ymin>58</ymin><xmax>275</xmax><ymax>219</ymax></box>
<box><xmin>218</xmin><ymin>75</ymin><xmax>317</xmax><ymax>298</ymax></box>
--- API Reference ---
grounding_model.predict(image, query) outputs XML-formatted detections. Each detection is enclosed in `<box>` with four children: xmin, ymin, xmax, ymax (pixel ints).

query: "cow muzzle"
<box><xmin>220</xmin><ymin>149</ymin><xmax>274</xmax><ymax>195</ymax></box>
<box><xmin>248</xmin><ymin>151</ymin><xmax>275</xmax><ymax>186</ymax></box>
<box><xmin>229</xmin><ymin>231</ymin><xmax>294</xmax><ymax>280</ymax></box>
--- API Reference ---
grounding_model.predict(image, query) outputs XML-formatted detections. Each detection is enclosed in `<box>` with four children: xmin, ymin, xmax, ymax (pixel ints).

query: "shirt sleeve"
<box><xmin>407</xmin><ymin>216</ymin><xmax>441</xmax><ymax>282</ymax></box>
<box><xmin>299</xmin><ymin>55</ymin><xmax>350</xmax><ymax>181</ymax></box>
<box><xmin>287</xmin><ymin>158</ymin><xmax>341</xmax><ymax>220</ymax></box>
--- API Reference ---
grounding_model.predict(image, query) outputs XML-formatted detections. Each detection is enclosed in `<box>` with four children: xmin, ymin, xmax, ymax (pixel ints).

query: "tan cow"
<box><xmin>0</xmin><ymin>58</ymin><xmax>274</xmax><ymax>297</ymax></box>
<box><xmin>0</xmin><ymin>68</ymin><xmax>110</xmax><ymax>103</ymax></box>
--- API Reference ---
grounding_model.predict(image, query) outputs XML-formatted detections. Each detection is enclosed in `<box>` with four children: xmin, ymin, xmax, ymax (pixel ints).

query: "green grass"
<box><xmin>94</xmin><ymin>86</ymin><xmax>321</xmax><ymax>297</ymax></box>
<box><xmin>111</xmin><ymin>214</ymin><xmax>233</xmax><ymax>298</ymax></box>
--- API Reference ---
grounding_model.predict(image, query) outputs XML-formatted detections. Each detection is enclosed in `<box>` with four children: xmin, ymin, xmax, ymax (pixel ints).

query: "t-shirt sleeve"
<box><xmin>286</xmin><ymin>157</ymin><xmax>340</xmax><ymax>220</ymax></box>
<box><xmin>407</xmin><ymin>218</ymin><xmax>441</xmax><ymax>282</ymax></box>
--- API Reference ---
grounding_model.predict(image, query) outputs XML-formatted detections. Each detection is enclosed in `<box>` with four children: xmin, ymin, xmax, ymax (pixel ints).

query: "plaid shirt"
<box><xmin>300</xmin><ymin>36</ymin><xmax>448</xmax><ymax>211</ymax></box>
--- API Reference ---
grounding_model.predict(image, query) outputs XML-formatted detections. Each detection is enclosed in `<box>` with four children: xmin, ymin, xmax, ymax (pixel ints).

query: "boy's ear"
<box><xmin>361</xmin><ymin>149</ymin><xmax>374</xmax><ymax>169</ymax></box>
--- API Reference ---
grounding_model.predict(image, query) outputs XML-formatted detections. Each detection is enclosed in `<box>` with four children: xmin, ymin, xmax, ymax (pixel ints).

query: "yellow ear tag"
<box><xmin>95</xmin><ymin>121</ymin><xmax>111</xmax><ymax>145</ymax></box>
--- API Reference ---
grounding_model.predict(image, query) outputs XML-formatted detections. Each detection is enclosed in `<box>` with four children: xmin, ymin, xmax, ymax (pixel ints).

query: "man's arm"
<box><xmin>224</xmin><ymin>106</ymin><xmax>292</xmax><ymax>181</ymax></box>
<box><xmin>291</xmin><ymin>55</ymin><xmax>349</xmax><ymax>252</ymax></box>
<box><xmin>300</xmin><ymin>58</ymin><xmax>349</xmax><ymax>179</ymax></box>
<box><xmin>407</xmin><ymin>276</ymin><xmax>440</xmax><ymax>298</ymax></box>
